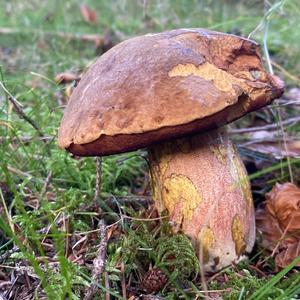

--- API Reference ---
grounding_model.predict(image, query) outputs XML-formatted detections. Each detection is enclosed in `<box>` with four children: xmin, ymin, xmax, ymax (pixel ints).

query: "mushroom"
<box><xmin>57</xmin><ymin>29</ymin><xmax>284</xmax><ymax>271</ymax></box>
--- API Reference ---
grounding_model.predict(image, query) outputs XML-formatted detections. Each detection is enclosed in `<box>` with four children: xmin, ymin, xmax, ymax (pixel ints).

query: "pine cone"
<box><xmin>140</xmin><ymin>268</ymin><xmax>168</xmax><ymax>293</ymax></box>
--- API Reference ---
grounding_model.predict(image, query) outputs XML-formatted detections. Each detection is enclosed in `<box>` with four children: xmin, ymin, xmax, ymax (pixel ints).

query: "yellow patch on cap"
<box><xmin>168</xmin><ymin>62</ymin><xmax>245</xmax><ymax>93</ymax></box>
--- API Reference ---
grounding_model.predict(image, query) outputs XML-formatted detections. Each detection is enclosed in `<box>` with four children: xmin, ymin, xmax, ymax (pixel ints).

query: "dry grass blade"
<box><xmin>241</xmin><ymin>139</ymin><xmax>300</xmax><ymax>159</ymax></box>
<box><xmin>272</xmin><ymin>60</ymin><xmax>300</xmax><ymax>84</ymax></box>
<box><xmin>229</xmin><ymin>116</ymin><xmax>300</xmax><ymax>134</ymax></box>
<box><xmin>54</xmin><ymin>72</ymin><xmax>81</xmax><ymax>84</ymax></box>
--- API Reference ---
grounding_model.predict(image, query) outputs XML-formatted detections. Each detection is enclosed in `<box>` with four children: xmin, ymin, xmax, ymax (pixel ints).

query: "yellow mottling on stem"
<box><xmin>209</xmin><ymin>143</ymin><xmax>228</xmax><ymax>165</ymax></box>
<box><xmin>163</xmin><ymin>174</ymin><xmax>202</xmax><ymax>222</ymax></box>
<box><xmin>232</xmin><ymin>153</ymin><xmax>253</xmax><ymax>210</ymax></box>
<box><xmin>149</xmin><ymin>144</ymin><xmax>174</xmax><ymax>212</ymax></box>
<box><xmin>149</xmin><ymin>167</ymin><xmax>162</xmax><ymax>210</ymax></box>
<box><xmin>231</xmin><ymin>215</ymin><xmax>246</xmax><ymax>256</ymax></box>
<box><xmin>198</xmin><ymin>226</ymin><xmax>215</xmax><ymax>263</ymax></box>
<box><xmin>168</xmin><ymin>62</ymin><xmax>245</xmax><ymax>93</ymax></box>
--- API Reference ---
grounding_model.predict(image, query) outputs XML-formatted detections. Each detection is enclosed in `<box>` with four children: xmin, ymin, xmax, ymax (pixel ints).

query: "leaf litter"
<box><xmin>256</xmin><ymin>182</ymin><xmax>300</xmax><ymax>268</ymax></box>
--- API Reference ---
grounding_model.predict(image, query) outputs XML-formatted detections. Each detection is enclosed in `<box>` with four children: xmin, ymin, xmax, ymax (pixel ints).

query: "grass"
<box><xmin>0</xmin><ymin>0</ymin><xmax>300</xmax><ymax>299</ymax></box>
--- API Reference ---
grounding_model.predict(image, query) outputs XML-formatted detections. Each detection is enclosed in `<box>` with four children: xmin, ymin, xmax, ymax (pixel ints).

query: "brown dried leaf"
<box><xmin>80</xmin><ymin>4</ymin><xmax>98</xmax><ymax>24</ymax></box>
<box><xmin>55</xmin><ymin>72</ymin><xmax>80</xmax><ymax>84</ymax></box>
<box><xmin>265</xmin><ymin>183</ymin><xmax>300</xmax><ymax>233</ymax></box>
<box><xmin>275</xmin><ymin>241</ymin><xmax>300</xmax><ymax>268</ymax></box>
<box><xmin>256</xmin><ymin>208</ymin><xmax>282</xmax><ymax>251</ymax></box>
<box><xmin>256</xmin><ymin>182</ymin><xmax>300</xmax><ymax>267</ymax></box>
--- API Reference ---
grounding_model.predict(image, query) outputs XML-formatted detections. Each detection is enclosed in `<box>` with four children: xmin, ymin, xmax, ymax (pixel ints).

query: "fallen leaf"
<box><xmin>275</xmin><ymin>240</ymin><xmax>300</xmax><ymax>267</ymax></box>
<box><xmin>266</xmin><ymin>183</ymin><xmax>300</xmax><ymax>232</ymax></box>
<box><xmin>256</xmin><ymin>208</ymin><xmax>282</xmax><ymax>250</ymax></box>
<box><xmin>80</xmin><ymin>4</ymin><xmax>98</xmax><ymax>24</ymax></box>
<box><xmin>54</xmin><ymin>72</ymin><xmax>80</xmax><ymax>84</ymax></box>
<box><xmin>256</xmin><ymin>182</ymin><xmax>300</xmax><ymax>268</ymax></box>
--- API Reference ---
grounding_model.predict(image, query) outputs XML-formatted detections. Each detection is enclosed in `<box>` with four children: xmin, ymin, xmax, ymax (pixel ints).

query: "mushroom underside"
<box><xmin>149</xmin><ymin>129</ymin><xmax>255</xmax><ymax>271</ymax></box>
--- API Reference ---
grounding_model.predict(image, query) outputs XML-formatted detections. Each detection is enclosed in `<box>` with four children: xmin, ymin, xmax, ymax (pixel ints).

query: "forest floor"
<box><xmin>0</xmin><ymin>0</ymin><xmax>300</xmax><ymax>299</ymax></box>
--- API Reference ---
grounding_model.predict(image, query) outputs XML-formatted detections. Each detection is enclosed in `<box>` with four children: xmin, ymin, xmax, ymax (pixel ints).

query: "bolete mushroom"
<box><xmin>57</xmin><ymin>29</ymin><xmax>284</xmax><ymax>271</ymax></box>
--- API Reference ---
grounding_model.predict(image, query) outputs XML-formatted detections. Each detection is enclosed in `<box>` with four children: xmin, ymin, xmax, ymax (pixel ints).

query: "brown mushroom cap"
<box><xmin>57</xmin><ymin>28</ymin><xmax>284</xmax><ymax>156</ymax></box>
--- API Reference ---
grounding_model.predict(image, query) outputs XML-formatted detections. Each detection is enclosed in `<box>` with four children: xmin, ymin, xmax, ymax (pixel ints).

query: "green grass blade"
<box><xmin>248</xmin><ymin>256</ymin><xmax>300</xmax><ymax>300</ymax></box>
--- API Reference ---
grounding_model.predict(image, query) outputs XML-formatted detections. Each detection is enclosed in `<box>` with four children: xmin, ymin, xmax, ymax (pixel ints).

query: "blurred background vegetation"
<box><xmin>0</xmin><ymin>0</ymin><xmax>300</xmax><ymax>299</ymax></box>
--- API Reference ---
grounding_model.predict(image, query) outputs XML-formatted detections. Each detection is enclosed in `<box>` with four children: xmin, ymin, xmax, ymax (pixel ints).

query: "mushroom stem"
<box><xmin>148</xmin><ymin>129</ymin><xmax>255</xmax><ymax>271</ymax></box>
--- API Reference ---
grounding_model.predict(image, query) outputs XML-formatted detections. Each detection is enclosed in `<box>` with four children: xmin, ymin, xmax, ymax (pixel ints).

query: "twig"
<box><xmin>0</xmin><ymin>81</ymin><xmax>52</xmax><ymax>157</ymax></box>
<box><xmin>105</xmin><ymin>272</ymin><xmax>110</xmax><ymax>300</ymax></box>
<box><xmin>83</xmin><ymin>219</ymin><xmax>108</xmax><ymax>300</ymax></box>
<box><xmin>0</xmin><ymin>136</ymin><xmax>53</xmax><ymax>143</ymax></box>
<box><xmin>248</xmin><ymin>265</ymin><xmax>267</xmax><ymax>277</ymax></box>
<box><xmin>240</xmin><ymin>136</ymin><xmax>290</xmax><ymax>145</ymax></box>
<box><xmin>0</xmin><ymin>27</ymin><xmax>107</xmax><ymax>46</ymax></box>
<box><xmin>229</xmin><ymin>116</ymin><xmax>300</xmax><ymax>134</ymax></box>
<box><xmin>75</xmin><ymin>214</ymin><xmax>168</xmax><ymax>236</ymax></box>
<box><xmin>274</xmin><ymin>99</ymin><xmax>300</xmax><ymax>107</ymax></box>
<box><xmin>9</xmin><ymin>94</ymin><xmax>44</xmax><ymax>136</ymax></box>
<box><xmin>0</xmin><ymin>82</ymin><xmax>44</xmax><ymax>136</ymax></box>
<box><xmin>121</xmin><ymin>262</ymin><xmax>126</xmax><ymax>299</ymax></box>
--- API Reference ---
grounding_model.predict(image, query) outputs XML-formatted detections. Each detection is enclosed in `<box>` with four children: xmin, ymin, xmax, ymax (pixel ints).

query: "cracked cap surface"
<box><xmin>57</xmin><ymin>28</ymin><xmax>284</xmax><ymax>156</ymax></box>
